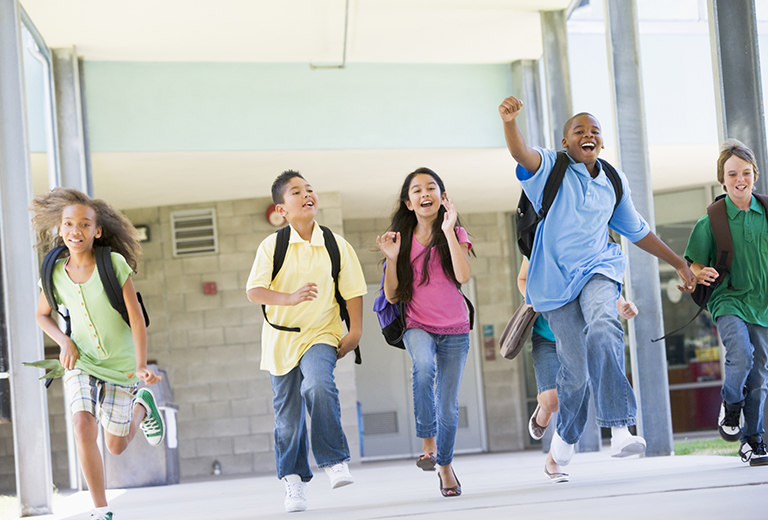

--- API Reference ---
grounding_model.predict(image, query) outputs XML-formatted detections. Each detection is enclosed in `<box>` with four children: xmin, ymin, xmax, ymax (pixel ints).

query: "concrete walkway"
<box><xmin>19</xmin><ymin>449</ymin><xmax>768</xmax><ymax>520</ymax></box>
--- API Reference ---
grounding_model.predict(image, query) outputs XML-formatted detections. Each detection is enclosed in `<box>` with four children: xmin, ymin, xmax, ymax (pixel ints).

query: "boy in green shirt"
<box><xmin>684</xmin><ymin>139</ymin><xmax>768</xmax><ymax>466</ymax></box>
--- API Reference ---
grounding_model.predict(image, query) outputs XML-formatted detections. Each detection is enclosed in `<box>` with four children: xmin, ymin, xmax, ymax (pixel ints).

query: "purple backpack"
<box><xmin>372</xmin><ymin>261</ymin><xmax>406</xmax><ymax>349</ymax></box>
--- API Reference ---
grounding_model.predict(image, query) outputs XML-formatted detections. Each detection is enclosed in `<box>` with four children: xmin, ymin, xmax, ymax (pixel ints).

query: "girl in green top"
<box><xmin>684</xmin><ymin>139</ymin><xmax>768</xmax><ymax>467</ymax></box>
<box><xmin>30</xmin><ymin>188</ymin><xmax>165</xmax><ymax>520</ymax></box>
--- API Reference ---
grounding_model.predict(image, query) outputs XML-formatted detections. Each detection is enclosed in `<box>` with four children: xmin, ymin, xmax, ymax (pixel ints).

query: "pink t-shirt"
<box><xmin>405</xmin><ymin>227</ymin><xmax>472</xmax><ymax>335</ymax></box>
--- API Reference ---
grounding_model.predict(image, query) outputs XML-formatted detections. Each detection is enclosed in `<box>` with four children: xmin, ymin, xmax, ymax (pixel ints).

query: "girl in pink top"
<box><xmin>377</xmin><ymin>167</ymin><xmax>473</xmax><ymax>498</ymax></box>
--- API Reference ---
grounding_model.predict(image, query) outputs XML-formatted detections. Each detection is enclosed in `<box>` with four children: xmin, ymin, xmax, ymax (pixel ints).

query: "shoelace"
<box><xmin>740</xmin><ymin>445</ymin><xmax>752</xmax><ymax>463</ymax></box>
<box><xmin>285</xmin><ymin>480</ymin><xmax>304</xmax><ymax>498</ymax></box>
<box><xmin>754</xmin><ymin>442</ymin><xmax>768</xmax><ymax>457</ymax></box>
<box><xmin>142</xmin><ymin>415</ymin><xmax>162</xmax><ymax>435</ymax></box>
<box><xmin>723</xmin><ymin>407</ymin><xmax>741</xmax><ymax>427</ymax></box>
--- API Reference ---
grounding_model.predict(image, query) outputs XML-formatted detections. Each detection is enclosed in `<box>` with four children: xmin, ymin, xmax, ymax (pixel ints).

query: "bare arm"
<box><xmin>516</xmin><ymin>257</ymin><xmax>529</xmax><ymax>296</ymax></box>
<box><xmin>247</xmin><ymin>283</ymin><xmax>318</xmax><ymax>306</ymax></box>
<box><xmin>35</xmin><ymin>290</ymin><xmax>79</xmax><ymax>370</ymax></box>
<box><xmin>441</xmin><ymin>198</ymin><xmax>471</xmax><ymax>284</ymax></box>
<box><xmin>122</xmin><ymin>277</ymin><xmax>160</xmax><ymax>384</ymax></box>
<box><xmin>633</xmin><ymin>231</ymin><xmax>696</xmax><ymax>292</ymax></box>
<box><xmin>376</xmin><ymin>231</ymin><xmax>401</xmax><ymax>302</ymax></box>
<box><xmin>498</xmin><ymin>95</ymin><xmax>542</xmax><ymax>173</ymax></box>
<box><xmin>337</xmin><ymin>296</ymin><xmax>362</xmax><ymax>359</ymax></box>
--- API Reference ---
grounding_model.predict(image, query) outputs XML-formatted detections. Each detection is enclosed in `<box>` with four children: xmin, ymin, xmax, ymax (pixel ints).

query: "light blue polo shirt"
<box><xmin>518</xmin><ymin>148</ymin><xmax>650</xmax><ymax>312</ymax></box>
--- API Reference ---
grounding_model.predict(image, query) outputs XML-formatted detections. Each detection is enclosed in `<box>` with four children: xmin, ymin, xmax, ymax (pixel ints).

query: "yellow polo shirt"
<box><xmin>246</xmin><ymin>223</ymin><xmax>367</xmax><ymax>376</ymax></box>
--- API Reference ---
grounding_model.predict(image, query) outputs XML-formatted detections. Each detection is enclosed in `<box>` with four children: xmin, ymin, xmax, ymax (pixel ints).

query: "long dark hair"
<box><xmin>387</xmin><ymin>167</ymin><xmax>471</xmax><ymax>303</ymax></box>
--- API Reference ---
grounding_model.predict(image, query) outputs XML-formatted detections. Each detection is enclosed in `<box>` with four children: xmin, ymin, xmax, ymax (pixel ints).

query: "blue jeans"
<box><xmin>269</xmin><ymin>344</ymin><xmax>350</xmax><ymax>481</ymax></box>
<box><xmin>542</xmin><ymin>274</ymin><xmax>637</xmax><ymax>445</ymax></box>
<box><xmin>716</xmin><ymin>315</ymin><xmax>768</xmax><ymax>441</ymax></box>
<box><xmin>532</xmin><ymin>332</ymin><xmax>558</xmax><ymax>393</ymax></box>
<box><xmin>403</xmin><ymin>328</ymin><xmax>469</xmax><ymax>466</ymax></box>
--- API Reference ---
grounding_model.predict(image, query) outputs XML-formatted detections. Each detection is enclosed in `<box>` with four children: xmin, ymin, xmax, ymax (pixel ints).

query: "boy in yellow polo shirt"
<box><xmin>246</xmin><ymin>170</ymin><xmax>366</xmax><ymax>513</ymax></box>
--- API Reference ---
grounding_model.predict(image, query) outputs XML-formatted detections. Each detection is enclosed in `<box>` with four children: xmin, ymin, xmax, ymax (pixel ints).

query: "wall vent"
<box><xmin>170</xmin><ymin>208</ymin><xmax>218</xmax><ymax>257</ymax></box>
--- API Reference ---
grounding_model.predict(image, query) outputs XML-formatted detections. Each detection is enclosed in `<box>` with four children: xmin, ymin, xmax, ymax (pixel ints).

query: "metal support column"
<box><xmin>52</xmin><ymin>46</ymin><xmax>92</xmax><ymax>194</ymax></box>
<box><xmin>604</xmin><ymin>0</ymin><xmax>674</xmax><ymax>456</ymax></box>
<box><xmin>0</xmin><ymin>0</ymin><xmax>54</xmax><ymax>514</ymax></box>
<box><xmin>708</xmin><ymin>0</ymin><xmax>768</xmax><ymax>195</ymax></box>
<box><xmin>541</xmin><ymin>10</ymin><xmax>573</xmax><ymax>149</ymax></box>
<box><xmin>510</xmin><ymin>60</ymin><xmax>547</xmax><ymax>148</ymax></box>
<box><xmin>540</xmin><ymin>8</ymin><xmax>601</xmax><ymax>453</ymax></box>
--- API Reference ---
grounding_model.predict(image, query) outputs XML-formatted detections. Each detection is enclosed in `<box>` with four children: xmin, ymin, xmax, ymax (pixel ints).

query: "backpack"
<box><xmin>372</xmin><ymin>259</ymin><xmax>475</xmax><ymax>350</ymax></box>
<box><xmin>262</xmin><ymin>225</ymin><xmax>361</xmax><ymax>364</ymax></box>
<box><xmin>41</xmin><ymin>245</ymin><xmax>150</xmax><ymax>337</ymax></box>
<box><xmin>516</xmin><ymin>151</ymin><xmax>623</xmax><ymax>258</ymax></box>
<box><xmin>653</xmin><ymin>192</ymin><xmax>768</xmax><ymax>342</ymax></box>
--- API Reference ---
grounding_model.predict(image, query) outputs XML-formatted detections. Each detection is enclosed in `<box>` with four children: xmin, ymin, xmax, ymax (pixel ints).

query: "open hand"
<box><xmin>696</xmin><ymin>266</ymin><xmax>719</xmax><ymax>286</ymax></box>
<box><xmin>288</xmin><ymin>283</ymin><xmax>318</xmax><ymax>305</ymax></box>
<box><xmin>441</xmin><ymin>197</ymin><xmax>458</xmax><ymax>234</ymax></box>
<box><xmin>376</xmin><ymin>231</ymin><xmax>401</xmax><ymax>261</ymax></box>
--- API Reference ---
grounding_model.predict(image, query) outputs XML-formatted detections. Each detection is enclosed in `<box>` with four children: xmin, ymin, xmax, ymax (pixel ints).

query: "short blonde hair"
<box><xmin>717</xmin><ymin>139</ymin><xmax>759</xmax><ymax>185</ymax></box>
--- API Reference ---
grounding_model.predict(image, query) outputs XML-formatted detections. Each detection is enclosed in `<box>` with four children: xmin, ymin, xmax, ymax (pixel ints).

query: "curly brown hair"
<box><xmin>29</xmin><ymin>187</ymin><xmax>142</xmax><ymax>271</ymax></box>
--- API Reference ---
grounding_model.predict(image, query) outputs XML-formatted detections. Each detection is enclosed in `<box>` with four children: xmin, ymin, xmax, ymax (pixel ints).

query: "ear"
<box><xmin>95</xmin><ymin>226</ymin><xmax>102</xmax><ymax>239</ymax></box>
<box><xmin>561</xmin><ymin>137</ymin><xmax>567</xmax><ymax>149</ymax></box>
<box><xmin>404</xmin><ymin>200</ymin><xmax>413</xmax><ymax>211</ymax></box>
<box><xmin>275</xmin><ymin>203</ymin><xmax>287</xmax><ymax>216</ymax></box>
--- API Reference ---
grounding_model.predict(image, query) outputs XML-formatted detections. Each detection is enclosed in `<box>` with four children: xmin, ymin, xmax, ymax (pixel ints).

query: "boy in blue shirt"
<box><xmin>499</xmin><ymin>95</ymin><xmax>696</xmax><ymax>477</ymax></box>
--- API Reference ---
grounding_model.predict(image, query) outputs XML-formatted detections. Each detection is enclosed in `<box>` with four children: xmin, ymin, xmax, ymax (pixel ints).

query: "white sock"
<box><xmin>93</xmin><ymin>506</ymin><xmax>111</xmax><ymax>514</ymax></box>
<box><xmin>611</xmin><ymin>426</ymin><xmax>632</xmax><ymax>443</ymax></box>
<box><xmin>551</xmin><ymin>431</ymin><xmax>575</xmax><ymax>466</ymax></box>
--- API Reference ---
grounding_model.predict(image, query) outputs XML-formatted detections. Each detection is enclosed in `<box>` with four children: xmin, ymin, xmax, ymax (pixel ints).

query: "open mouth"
<box><xmin>581</xmin><ymin>142</ymin><xmax>596</xmax><ymax>151</ymax></box>
<box><xmin>420</xmin><ymin>200</ymin><xmax>433</xmax><ymax>208</ymax></box>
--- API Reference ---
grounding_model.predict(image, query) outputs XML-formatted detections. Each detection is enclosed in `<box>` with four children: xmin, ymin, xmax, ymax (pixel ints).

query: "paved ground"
<box><xmin>13</xmin><ymin>448</ymin><xmax>768</xmax><ymax>520</ymax></box>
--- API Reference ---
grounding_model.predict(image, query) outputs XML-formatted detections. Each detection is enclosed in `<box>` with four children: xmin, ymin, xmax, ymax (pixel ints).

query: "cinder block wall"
<box><xmin>0</xmin><ymin>198</ymin><xmax>525</xmax><ymax>492</ymax></box>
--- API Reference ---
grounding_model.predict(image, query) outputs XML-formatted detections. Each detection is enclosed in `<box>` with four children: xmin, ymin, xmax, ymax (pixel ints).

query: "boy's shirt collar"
<box><xmin>288</xmin><ymin>221</ymin><xmax>324</xmax><ymax>246</ymax></box>
<box><xmin>565</xmin><ymin>152</ymin><xmax>610</xmax><ymax>186</ymax></box>
<box><xmin>724</xmin><ymin>193</ymin><xmax>764</xmax><ymax>220</ymax></box>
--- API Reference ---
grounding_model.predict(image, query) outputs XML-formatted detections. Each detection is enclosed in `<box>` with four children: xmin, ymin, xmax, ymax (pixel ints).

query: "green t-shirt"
<box><xmin>48</xmin><ymin>252</ymin><xmax>139</xmax><ymax>385</ymax></box>
<box><xmin>684</xmin><ymin>195</ymin><xmax>768</xmax><ymax>326</ymax></box>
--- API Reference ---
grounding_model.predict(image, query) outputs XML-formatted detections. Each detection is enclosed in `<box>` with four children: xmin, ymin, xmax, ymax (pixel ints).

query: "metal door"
<box><xmin>355</xmin><ymin>279</ymin><xmax>487</xmax><ymax>460</ymax></box>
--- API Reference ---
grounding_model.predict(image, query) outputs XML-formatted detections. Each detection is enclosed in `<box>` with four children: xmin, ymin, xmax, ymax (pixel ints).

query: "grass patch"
<box><xmin>674</xmin><ymin>437</ymin><xmax>739</xmax><ymax>457</ymax></box>
<box><xmin>0</xmin><ymin>495</ymin><xmax>19</xmax><ymax>519</ymax></box>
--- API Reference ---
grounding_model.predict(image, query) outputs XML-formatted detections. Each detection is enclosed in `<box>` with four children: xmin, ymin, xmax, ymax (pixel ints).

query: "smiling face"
<box><xmin>721</xmin><ymin>154</ymin><xmax>755</xmax><ymax>206</ymax></box>
<box><xmin>404</xmin><ymin>173</ymin><xmax>444</xmax><ymax>218</ymax></box>
<box><xmin>562</xmin><ymin>113</ymin><xmax>603</xmax><ymax>165</ymax></box>
<box><xmin>276</xmin><ymin>176</ymin><xmax>318</xmax><ymax>223</ymax></box>
<box><xmin>59</xmin><ymin>204</ymin><xmax>101</xmax><ymax>254</ymax></box>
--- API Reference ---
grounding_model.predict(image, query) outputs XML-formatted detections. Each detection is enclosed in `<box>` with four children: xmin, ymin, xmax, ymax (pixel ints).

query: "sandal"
<box><xmin>416</xmin><ymin>453</ymin><xmax>436</xmax><ymax>471</ymax></box>
<box><xmin>438</xmin><ymin>468</ymin><xmax>461</xmax><ymax>497</ymax></box>
<box><xmin>544</xmin><ymin>464</ymin><xmax>569</xmax><ymax>483</ymax></box>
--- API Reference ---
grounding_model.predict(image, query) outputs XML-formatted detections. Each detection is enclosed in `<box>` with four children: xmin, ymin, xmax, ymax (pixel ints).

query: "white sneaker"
<box><xmin>551</xmin><ymin>431</ymin><xmax>575</xmax><ymax>466</ymax></box>
<box><xmin>282</xmin><ymin>474</ymin><xmax>307</xmax><ymax>513</ymax></box>
<box><xmin>610</xmin><ymin>434</ymin><xmax>646</xmax><ymax>458</ymax></box>
<box><xmin>324</xmin><ymin>462</ymin><xmax>354</xmax><ymax>489</ymax></box>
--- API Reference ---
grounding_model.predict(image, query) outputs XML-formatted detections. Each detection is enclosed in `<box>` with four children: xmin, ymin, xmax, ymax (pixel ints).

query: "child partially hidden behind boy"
<box><xmin>246</xmin><ymin>170</ymin><xmax>367</xmax><ymax>512</ymax></box>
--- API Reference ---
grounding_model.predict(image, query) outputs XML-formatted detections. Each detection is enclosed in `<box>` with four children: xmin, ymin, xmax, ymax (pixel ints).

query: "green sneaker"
<box><xmin>135</xmin><ymin>388</ymin><xmax>165</xmax><ymax>447</ymax></box>
<box><xmin>90</xmin><ymin>511</ymin><xmax>113</xmax><ymax>520</ymax></box>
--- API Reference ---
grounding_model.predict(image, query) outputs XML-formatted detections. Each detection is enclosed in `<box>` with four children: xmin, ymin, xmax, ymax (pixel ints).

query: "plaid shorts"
<box><xmin>63</xmin><ymin>369</ymin><xmax>139</xmax><ymax>437</ymax></box>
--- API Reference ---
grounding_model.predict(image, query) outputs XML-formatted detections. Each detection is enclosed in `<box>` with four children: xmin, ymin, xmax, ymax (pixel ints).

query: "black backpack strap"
<box><xmin>95</xmin><ymin>246</ymin><xmax>130</xmax><ymax>324</ymax></box>
<box><xmin>262</xmin><ymin>226</ymin><xmax>300</xmax><ymax>333</ymax></box>
<box><xmin>321</xmin><ymin>226</ymin><xmax>361</xmax><ymax>365</ymax></box>
<box><xmin>538</xmin><ymin>151</ymin><xmax>570</xmax><ymax>218</ymax></box>
<box><xmin>598</xmin><ymin>159</ymin><xmax>624</xmax><ymax>212</ymax></box>
<box><xmin>41</xmin><ymin>245</ymin><xmax>71</xmax><ymax>334</ymax></box>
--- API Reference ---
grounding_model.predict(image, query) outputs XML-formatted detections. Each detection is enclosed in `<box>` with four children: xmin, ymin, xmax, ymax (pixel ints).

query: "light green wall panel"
<box><xmin>83</xmin><ymin>62</ymin><xmax>513</xmax><ymax>152</ymax></box>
